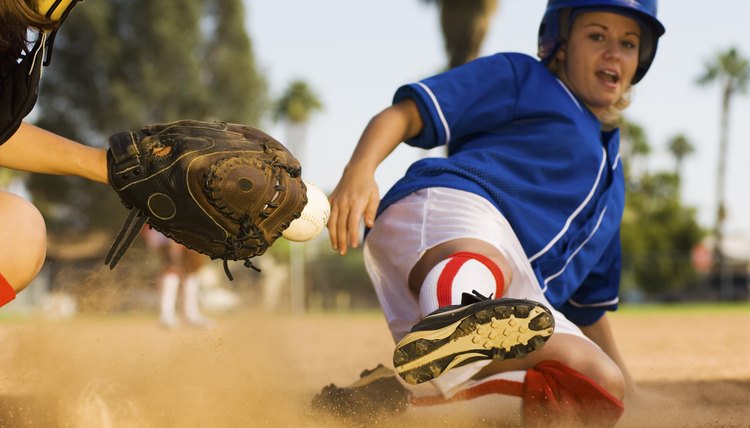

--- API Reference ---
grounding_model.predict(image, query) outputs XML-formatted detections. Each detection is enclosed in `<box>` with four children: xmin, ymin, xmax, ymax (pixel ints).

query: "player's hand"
<box><xmin>327</xmin><ymin>164</ymin><xmax>380</xmax><ymax>255</ymax></box>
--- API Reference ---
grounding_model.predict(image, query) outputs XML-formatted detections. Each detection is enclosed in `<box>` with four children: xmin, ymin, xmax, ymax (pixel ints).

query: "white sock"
<box><xmin>182</xmin><ymin>275</ymin><xmax>206</xmax><ymax>323</ymax></box>
<box><xmin>159</xmin><ymin>272</ymin><xmax>180</xmax><ymax>324</ymax></box>
<box><xmin>418</xmin><ymin>252</ymin><xmax>505</xmax><ymax>316</ymax></box>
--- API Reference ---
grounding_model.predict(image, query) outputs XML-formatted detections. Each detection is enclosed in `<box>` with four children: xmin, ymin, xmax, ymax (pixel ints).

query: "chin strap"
<box><xmin>40</xmin><ymin>0</ymin><xmax>85</xmax><ymax>65</ymax></box>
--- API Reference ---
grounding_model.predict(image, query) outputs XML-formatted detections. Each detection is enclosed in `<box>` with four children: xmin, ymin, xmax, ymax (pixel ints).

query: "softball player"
<box><xmin>142</xmin><ymin>226</ymin><xmax>213</xmax><ymax>328</ymax></box>
<box><xmin>328</xmin><ymin>0</ymin><xmax>665</xmax><ymax>424</ymax></box>
<box><xmin>0</xmin><ymin>0</ymin><xmax>99</xmax><ymax>309</ymax></box>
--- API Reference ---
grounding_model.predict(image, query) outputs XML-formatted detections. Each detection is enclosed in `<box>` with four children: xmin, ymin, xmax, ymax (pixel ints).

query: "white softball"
<box><xmin>282</xmin><ymin>181</ymin><xmax>330</xmax><ymax>242</ymax></box>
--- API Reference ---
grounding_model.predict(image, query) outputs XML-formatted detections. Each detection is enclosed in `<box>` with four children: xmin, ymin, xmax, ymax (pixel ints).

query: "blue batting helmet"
<box><xmin>538</xmin><ymin>0</ymin><xmax>666</xmax><ymax>84</ymax></box>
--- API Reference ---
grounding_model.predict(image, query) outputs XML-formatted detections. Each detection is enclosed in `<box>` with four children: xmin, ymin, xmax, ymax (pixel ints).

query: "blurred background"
<box><xmin>2</xmin><ymin>0</ymin><xmax>749</xmax><ymax>320</ymax></box>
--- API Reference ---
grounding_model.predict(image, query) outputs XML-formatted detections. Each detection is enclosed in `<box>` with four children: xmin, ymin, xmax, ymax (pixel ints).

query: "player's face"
<box><xmin>554</xmin><ymin>11</ymin><xmax>640</xmax><ymax>119</ymax></box>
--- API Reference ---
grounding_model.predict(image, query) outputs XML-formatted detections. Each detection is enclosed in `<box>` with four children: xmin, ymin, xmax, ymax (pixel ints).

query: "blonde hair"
<box><xmin>546</xmin><ymin>56</ymin><xmax>632</xmax><ymax>130</ymax></box>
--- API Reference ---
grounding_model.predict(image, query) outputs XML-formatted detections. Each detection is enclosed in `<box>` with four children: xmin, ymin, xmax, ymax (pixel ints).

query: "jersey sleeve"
<box><xmin>392</xmin><ymin>53</ymin><xmax>519</xmax><ymax>149</ymax></box>
<box><xmin>558</xmin><ymin>231</ymin><xmax>622</xmax><ymax>326</ymax></box>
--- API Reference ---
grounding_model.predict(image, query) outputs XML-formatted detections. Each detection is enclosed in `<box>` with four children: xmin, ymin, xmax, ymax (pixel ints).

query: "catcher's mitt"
<box><xmin>104</xmin><ymin>120</ymin><xmax>307</xmax><ymax>279</ymax></box>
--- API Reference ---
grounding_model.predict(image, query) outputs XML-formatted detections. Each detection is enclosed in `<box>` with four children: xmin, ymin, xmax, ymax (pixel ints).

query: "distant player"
<box><xmin>324</xmin><ymin>0</ymin><xmax>665</xmax><ymax>425</ymax></box>
<box><xmin>142</xmin><ymin>226</ymin><xmax>213</xmax><ymax>328</ymax></box>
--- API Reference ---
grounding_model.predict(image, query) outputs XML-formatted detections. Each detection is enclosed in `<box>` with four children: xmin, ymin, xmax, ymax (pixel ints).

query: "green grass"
<box><xmin>0</xmin><ymin>313</ymin><xmax>26</xmax><ymax>322</ymax></box>
<box><xmin>617</xmin><ymin>301</ymin><xmax>750</xmax><ymax>315</ymax></box>
<box><xmin>3</xmin><ymin>301</ymin><xmax>747</xmax><ymax>324</ymax></box>
<box><xmin>290</xmin><ymin>301</ymin><xmax>750</xmax><ymax>318</ymax></box>
<box><xmin>303</xmin><ymin>307</ymin><xmax>384</xmax><ymax>318</ymax></box>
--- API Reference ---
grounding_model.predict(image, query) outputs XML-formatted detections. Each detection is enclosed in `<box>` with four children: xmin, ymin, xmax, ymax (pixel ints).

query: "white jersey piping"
<box><xmin>530</xmin><ymin>146</ymin><xmax>607</xmax><ymax>263</ymax></box>
<box><xmin>416</xmin><ymin>82</ymin><xmax>451</xmax><ymax>146</ymax></box>
<box><xmin>541</xmin><ymin>206</ymin><xmax>608</xmax><ymax>292</ymax></box>
<box><xmin>568</xmin><ymin>296</ymin><xmax>620</xmax><ymax>308</ymax></box>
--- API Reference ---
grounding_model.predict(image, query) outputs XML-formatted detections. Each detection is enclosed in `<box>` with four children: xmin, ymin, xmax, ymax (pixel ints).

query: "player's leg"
<box><xmin>412</xmin><ymin>349</ymin><xmax>624</xmax><ymax>427</ymax></box>
<box><xmin>580</xmin><ymin>313</ymin><xmax>637</xmax><ymax>394</ymax></box>
<box><xmin>394</xmin><ymin>238</ymin><xmax>555</xmax><ymax>385</ymax></box>
<box><xmin>404</xmin><ymin>244</ymin><xmax>626</xmax><ymax>425</ymax></box>
<box><xmin>180</xmin><ymin>249</ymin><xmax>213</xmax><ymax>327</ymax></box>
<box><xmin>477</xmin><ymin>331</ymin><xmax>625</xmax><ymax>397</ymax></box>
<box><xmin>400</xmin><ymin>238</ymin><xmax>626</xmax><ymax>424</ymax></box>
<box><xmin>398</xmin><ymin>237</ymin><xmax>625</xmax><ymax>401</ymax></box>
<box><xmin>371</xmin><ymin>187</ymin><xmax>624</xmax><ymax>400</ymax></box>
<box><xmin>158</xmin><ymin>241</ymin><xmax>189</xmax><ymax>327</ymax></box>
<box><xmin>408</xmin><ymin>238</ymin><xmax>513</xmax><ymax>307</ymax></box>
<box><xmin>0</xmin><ymin>190</ymin><xmax>47</xmax><ymax>307</ymax></box>
<box><xmin>158</xmin><ymin>268</ymin><xmax>180</xmax><ymax>327</ymax></box>
<box><xmin>361</xmin><ymin>188</ymin><xmax>552</xmax><ymax>383</ymax></box>
<box><xmin>348</xmin><ymin>187</ymin><xmax>625</xmax><ymax>424</ymax></box>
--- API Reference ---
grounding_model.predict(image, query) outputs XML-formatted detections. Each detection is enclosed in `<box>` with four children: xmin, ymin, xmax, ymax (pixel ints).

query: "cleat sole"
<box><xmin>393</xmin><ymin>299</ymin><xmax>554</xmax><ymax>385</ymax></box>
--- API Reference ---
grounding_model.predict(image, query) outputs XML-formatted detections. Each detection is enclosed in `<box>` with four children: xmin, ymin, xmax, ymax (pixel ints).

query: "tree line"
<box><xmin>5</xmin><ymin>0</ymin><xmax>746</xmax><ymax>306</ymax></box>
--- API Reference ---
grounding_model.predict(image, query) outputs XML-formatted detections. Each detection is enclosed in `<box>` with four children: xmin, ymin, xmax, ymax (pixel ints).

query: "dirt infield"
<box><xmin>1</xmin><ymin>306</ymin><xmax>749</xmax><ymax>427</ymax></box>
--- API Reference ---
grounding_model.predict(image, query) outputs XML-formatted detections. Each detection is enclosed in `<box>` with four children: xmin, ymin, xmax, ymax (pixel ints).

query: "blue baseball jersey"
<box><xmin>378</xmin><ymin>52</ymin><xmax>625</xmax><ymax>326</ymax></box>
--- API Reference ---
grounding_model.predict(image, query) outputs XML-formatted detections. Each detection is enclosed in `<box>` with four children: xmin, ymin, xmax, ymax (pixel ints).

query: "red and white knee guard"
<box><xmin>418</xmin><ymin>251</ymin><xmax>505</xmax><ymax>316</ymax></box>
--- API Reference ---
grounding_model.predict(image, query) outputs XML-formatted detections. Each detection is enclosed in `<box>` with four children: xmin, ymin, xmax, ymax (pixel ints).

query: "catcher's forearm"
<box><xmin>0</xmin><ymin>122</ymin><xmax>108</xmax><ymax>184</ymax></box>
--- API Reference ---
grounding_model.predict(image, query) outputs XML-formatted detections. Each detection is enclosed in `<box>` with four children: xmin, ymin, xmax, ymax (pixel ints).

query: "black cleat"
<box><xmin>312</xmin><ymin>364</ymin><xmax>410</xmax><ymax>419</ymax></box>
<box><xmin>393</xmin><ymin>294</ymin><xmax>555</xmax><ymax>385</ymax></box>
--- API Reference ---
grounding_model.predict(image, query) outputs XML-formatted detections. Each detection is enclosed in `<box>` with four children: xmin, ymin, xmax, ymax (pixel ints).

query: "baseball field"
<box><xmin>1</xmin><ymin>303</ymin><xmax>749</xmax><ymax>427</ymax></box>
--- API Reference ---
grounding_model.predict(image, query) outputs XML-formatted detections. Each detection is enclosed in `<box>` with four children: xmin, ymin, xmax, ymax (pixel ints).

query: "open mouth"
<box><xmin>597</xmin><ymin>69</ymin><xmax>620</xmax><ymax>85</ymax></box>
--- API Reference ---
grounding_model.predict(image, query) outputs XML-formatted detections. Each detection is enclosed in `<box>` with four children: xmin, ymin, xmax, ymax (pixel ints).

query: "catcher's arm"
<box><xmin>0</xmin><ymin>122</ymin><xmax>108</xmax><ymax>183</ymax></box>
<box><xmin>328</xmin><ymin>98</ymin><xmax>423</xmax><ymax>255</ymax></box>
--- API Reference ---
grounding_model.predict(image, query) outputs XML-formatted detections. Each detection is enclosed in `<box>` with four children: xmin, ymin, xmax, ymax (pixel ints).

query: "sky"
<box><xmin>244</xmin><ymin>0</ymin><xmax>750</xmax><ymax>237</ymax></box>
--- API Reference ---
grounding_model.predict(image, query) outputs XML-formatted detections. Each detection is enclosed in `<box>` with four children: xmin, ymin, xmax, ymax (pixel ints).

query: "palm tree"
<box><xmin>274</xmin><ymin>80</ymin><xmax>323</xmax><ymax>124</ymax></box>
<box><xmin>273</xmin><ymin>80</ymin><xmax>323</xmax><ymax>313</ymax></box>
<box><xmin>274</xmin><ymin>80</ymin><xmax>323</xmax><ymax>162</ymax></box>
<box><xmin>420</xmin><ymin>0</ymin><xmax>499</xmax><ymax>69</ymax></box>
<box><xmin>620</xmin><ymin>120</ymin><xmax>650</xmax><ymax>159</ymax></box>
<box><xmin>666</xmin><ymin>133</ymin><xmax>695</xmax><ymax>193</ymax></box>
<box><xmin>618</xmin><ymin>118</ymin><xmax>651</xmax><ymax>186</ymax></box>
<box><xmin>696</xmin><ymin>47</ymin><xmax>750</xmax><ymax>292</ymax></box>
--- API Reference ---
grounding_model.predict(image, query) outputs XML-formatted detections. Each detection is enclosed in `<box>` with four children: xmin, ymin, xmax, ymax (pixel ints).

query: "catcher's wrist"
<box><xmin>90</xmin><ymin>148</ymin><xmax>109</xmax><ymax>184</ymax></box>
<box><xmin>70</xmin><ymin>145</ymin><xmax>109</xmax><ymax>184</ymax></box>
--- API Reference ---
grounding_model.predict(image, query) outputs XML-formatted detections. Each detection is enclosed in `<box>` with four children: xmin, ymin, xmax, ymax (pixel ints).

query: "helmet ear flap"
<box><xmin>537</xmin><ymin>12</ymin><xmax>557</xmax><ymax>60</ymax></box>
<box><xmin>538</xmin><ymin>8</ymin><xmax>572</xmax><ymax>63</ymax></box>
<box><xmin>554</xmin><ymin>8</ymin><xmax>572</xmax><ymax>61</ymax></box>
<box><xmin>557</xmin><ymin>8</ymin><xmax>573</xmax><ymax>42</ymax></box>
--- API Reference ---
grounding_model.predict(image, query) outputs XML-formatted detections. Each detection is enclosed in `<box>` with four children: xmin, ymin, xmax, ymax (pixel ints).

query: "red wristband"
<box><xmin>0</xmin><ymin>273</ymin><xmax>16</xmax><ymax>307</ymax></box>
